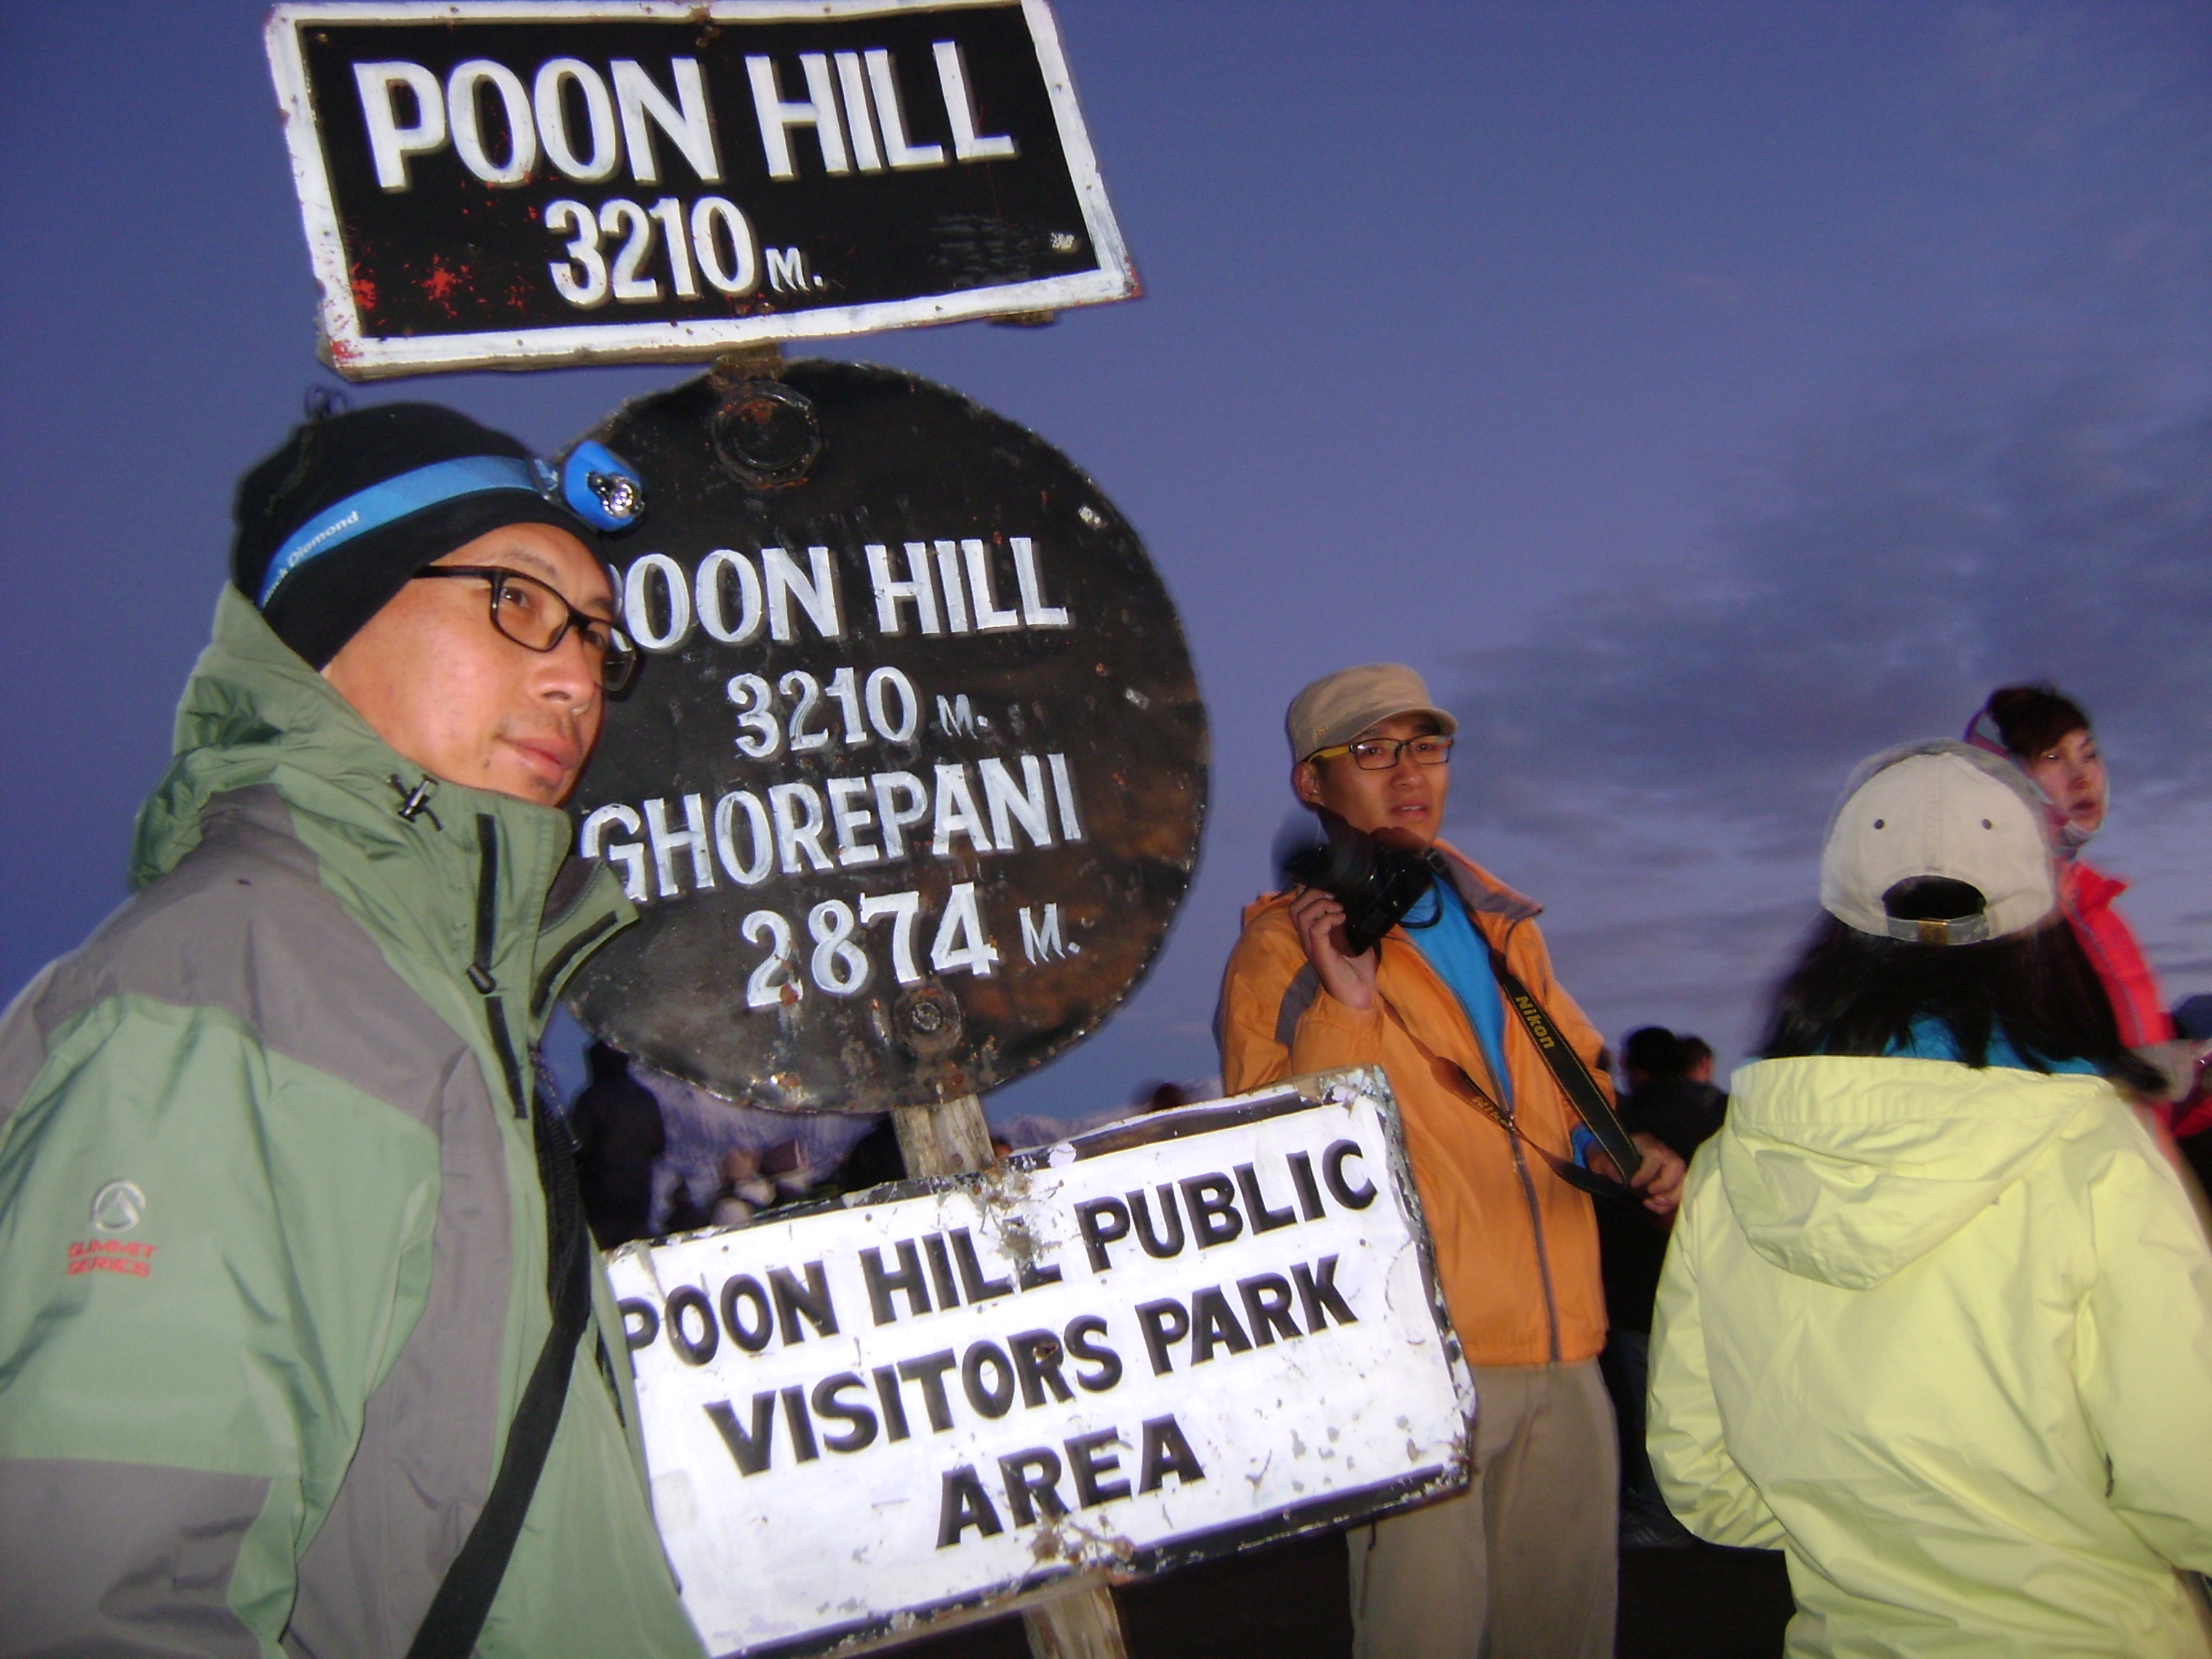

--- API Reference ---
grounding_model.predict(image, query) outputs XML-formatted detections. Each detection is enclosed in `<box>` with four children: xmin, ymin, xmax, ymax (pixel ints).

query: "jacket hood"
<box><xmin>129</xmin><ymin>588</ymin><xmax>629</xmax><ymax>1038</ymax></box>
<box><xmin>1717</xmin><ymin>1055</ymin><xmax>2118</xmax><ymax>1290</ymax></box>
<box><xmin>131</xmin><ymin>587</ymin><xmax>534</xmax><ymax>886</ymax></box>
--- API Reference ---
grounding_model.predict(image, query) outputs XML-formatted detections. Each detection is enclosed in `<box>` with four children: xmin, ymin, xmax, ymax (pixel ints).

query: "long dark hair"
<box><xmin>1759</xmin><ymin>910</ymin><xmax>2157</xmax><ymax>1087</ymax></box>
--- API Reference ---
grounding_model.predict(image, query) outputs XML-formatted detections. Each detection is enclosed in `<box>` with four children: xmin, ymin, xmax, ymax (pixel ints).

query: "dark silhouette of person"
<box><xmin>1600</xmin><ymin>1026</ymin><xmax>1730</xmax><ymax>1547</ymax></box>
<box><xmin>568</xmin><ymin>1043</ymin><xmax>666</xmax><ymax>1248</ymax></box>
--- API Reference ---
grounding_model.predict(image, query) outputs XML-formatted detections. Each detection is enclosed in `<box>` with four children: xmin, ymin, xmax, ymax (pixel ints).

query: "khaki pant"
<box><xmin>1349</xmin><ymin>1360</ymin><xmax>1618</xmax><ymax>1658</ymax></box>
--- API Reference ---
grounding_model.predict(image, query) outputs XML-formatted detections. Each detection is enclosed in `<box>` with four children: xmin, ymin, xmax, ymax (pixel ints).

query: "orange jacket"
<box><xmin>1216</xmin><ymin>842</ymin><xmax>1610</xmax><ymax>1368</ymax></box>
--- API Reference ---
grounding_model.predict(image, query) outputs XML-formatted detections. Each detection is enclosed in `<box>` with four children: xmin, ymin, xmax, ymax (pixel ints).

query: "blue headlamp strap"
<box><xmin>256</xmin><ymin>455</ymin><xmax>547</xmax><ymax>608</ymax></box>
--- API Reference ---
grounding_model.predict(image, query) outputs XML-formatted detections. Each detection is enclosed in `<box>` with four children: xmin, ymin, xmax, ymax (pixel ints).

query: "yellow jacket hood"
<box><xmin>1719</xmin><ymin>1056</ymin><xmax>2110</xmax><ymax>1290</ymax></box>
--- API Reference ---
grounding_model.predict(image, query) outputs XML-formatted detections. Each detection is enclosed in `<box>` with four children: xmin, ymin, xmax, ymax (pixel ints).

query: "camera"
<box><xmin>1274</xmin><ymin>808</ymin><xmax>1437</xmax><ymax>956</ymax></box>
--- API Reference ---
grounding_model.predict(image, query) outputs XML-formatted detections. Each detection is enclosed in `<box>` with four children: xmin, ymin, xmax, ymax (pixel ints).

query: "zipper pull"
<box><xmin>388</xmin><ymin>775</ymin><xmax>442</xmax><ymax>830</ymax></box>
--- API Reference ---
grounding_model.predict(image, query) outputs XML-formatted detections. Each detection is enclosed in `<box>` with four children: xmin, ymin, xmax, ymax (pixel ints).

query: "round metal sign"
<box><xmin>565</xmin><ymin>361</ymin><xmax>1206</xmax><ymax>1112</ymax></box>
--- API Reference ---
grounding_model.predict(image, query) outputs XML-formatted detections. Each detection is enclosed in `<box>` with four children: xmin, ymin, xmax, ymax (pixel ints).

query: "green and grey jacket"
<box><xmin>0</xmin><ymin>590</ymin><xmax>706</xmax><ymax>1659</ymax></box>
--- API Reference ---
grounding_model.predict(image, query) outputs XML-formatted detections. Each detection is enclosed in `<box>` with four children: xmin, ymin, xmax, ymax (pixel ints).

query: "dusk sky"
<box><xmin>4</xmin><ymin>1</ymin><xmax>2206</xmax><ymax>1133</ymax></box>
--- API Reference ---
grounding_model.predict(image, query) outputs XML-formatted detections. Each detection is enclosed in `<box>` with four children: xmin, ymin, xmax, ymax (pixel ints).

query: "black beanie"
<box><xmin>232</xmin><ymin>403</ymin><xmax>599</xmax><ymax>669</ymax></box>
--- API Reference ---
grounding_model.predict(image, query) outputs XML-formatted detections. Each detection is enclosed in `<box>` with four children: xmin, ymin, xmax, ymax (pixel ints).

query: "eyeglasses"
<box><xmin>413</xmin><ymin>566</ymin><xmax>637</xmax><ymax>693</ymax></box>
<box><xmin>1308</xmin><ymin>734</ymin><xmax>1455</xmax><ymax>770</ymax></box>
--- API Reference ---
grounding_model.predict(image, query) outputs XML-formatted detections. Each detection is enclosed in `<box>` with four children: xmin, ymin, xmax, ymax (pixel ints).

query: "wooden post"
<box><xmin>891</xmin><ymin>1093</ymin><xmax>996</xmax><ymax>1177</ymax></box>
<box><xmin>891</xmin><ymin>1095</ymin><xmax>1130</xmax><ymax>1659</ymax></box>
<box><xmin>1020</xmin><ymin>1576</ymin><xmax>1128</xmax><ymax>1659</ymax></box>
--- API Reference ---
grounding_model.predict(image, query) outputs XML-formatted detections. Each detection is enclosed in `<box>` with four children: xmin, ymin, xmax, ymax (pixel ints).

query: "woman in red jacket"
<box><xmin>1967</xmin><ymin>683</ymin><xmax>2211</xmax><ymax>1138</ymax></box>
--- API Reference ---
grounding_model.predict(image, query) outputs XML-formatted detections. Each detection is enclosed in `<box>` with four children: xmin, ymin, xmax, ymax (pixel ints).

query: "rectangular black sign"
<box><xmin>266</xmin><ymin>1</ymin><xmax>1136</xmax><ymax>377</ymax></box>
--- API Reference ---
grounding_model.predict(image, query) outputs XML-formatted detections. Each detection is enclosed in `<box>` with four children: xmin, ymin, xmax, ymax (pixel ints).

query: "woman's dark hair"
<box><xmin>1984</xmin><ymin>682</ymin><xmax>2090</xmax><ymax>760</ymax></box>
<box><xmin>1758</xmin><ymin>910</ymin><xmax>2159</xmax><ymax>1089</ymax></box>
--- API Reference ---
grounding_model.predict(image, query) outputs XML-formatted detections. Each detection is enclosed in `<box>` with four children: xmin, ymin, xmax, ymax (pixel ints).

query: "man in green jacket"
<box><xmin>0</xmin><ymin>403</ymin><xmax>707</xmax><ymax>1658</ymax></box>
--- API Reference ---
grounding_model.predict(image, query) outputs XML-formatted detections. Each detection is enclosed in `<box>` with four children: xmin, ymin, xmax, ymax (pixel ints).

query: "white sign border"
<box><xmin>264</xmin><ymin>0</ymin><xmax>1139</xmax><ymax>379</ymax></box>
<box><xmin>612</xmin><ymin>1066</ymin><xmax>1476</xmax><ymax>1658</ymax></box>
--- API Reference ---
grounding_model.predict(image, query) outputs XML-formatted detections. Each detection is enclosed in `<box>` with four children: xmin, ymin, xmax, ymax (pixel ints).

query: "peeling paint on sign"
<box><xmin>607</xmin><ymin>1068</ymin><xmax>1474</xmax><ymax>1658</ymax></box>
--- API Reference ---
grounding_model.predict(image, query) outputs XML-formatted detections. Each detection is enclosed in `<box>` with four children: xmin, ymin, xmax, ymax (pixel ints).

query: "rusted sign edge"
<box><xmin>264</xmin><ymin>0</ymin><xmax>1138</xmax><ymax>379</ymax></box>
<box><xmin>619</xmin><ymin>1066</ymin><xmax>1473</xmax><ymax>1659</ymax></box>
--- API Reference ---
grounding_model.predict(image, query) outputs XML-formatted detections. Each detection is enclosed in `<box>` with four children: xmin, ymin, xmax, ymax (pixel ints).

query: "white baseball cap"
<box><xmin>1820</xmin><ymin>740</ymin><xmax>2058</xmax><ymax>945</ymax></box>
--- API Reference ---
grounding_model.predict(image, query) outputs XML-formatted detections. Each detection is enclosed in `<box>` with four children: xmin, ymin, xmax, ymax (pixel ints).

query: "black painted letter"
<box><xmin>704</xmin><ymin>1394</ymin><xmax>777</xmax><ymax>1475</ymax></box>
<box><xmin>1138</xmin><ymin>1414</ymin><xmax>1206</xmax><ymax>1493</ymax></box>
<box><xmin>813</xmin><ymin>1372</ymin><xmax>878</xmax><ymax>1453</ymax></box>
<box><xmin>1293</xmin><ymin>1255</ymin><xmax>1359</xmax><ymax>1330</ymax></box>
<box><xmin>1237</xmin><ymin>1272</ymin><xmax>1302</xmax><ymax>1345</ymax></box>
<box><xmin>937</xmin><ymin>1466</ymin><xmax>1005</xmax><ymax>1547</ymax></box>
<box><xmin>1136</xmin><ymin>1297</ymin><xmax>1190</xmax><ymax>1376</ymax></box>
<box><xmin>1010</xmin><ymin>1328</ymin><xmax>1075</xmax><ymax>1407</ymax></box>
<box><xmin>1322</xmin><ymin>1141</ymin><xmax>1376</xmax><ymax>1209</ymax></box>
<box><xmin>1074</xmin><ymin>1197</ymin><xmax>1131</xmax><ymax>1272</ymax></box>
<box><xmin>860</xmin><ymin>1241</ymin><xmax>932</xmax><ymax>1324</ymax></box>
<box><xmin>1065</xmin><ymin>1314</ymin><xmax>1123</xmax><ymax>1393</ymax></box>
<box><xmin>769</xmin><ymin>1260</ymin><xmax>840</xmax><ymax>1343</ymax></box>
<box><xmin>1180</xmin><ymin>1174</ymin><xmax>1244</xmax><ymax>1248</ymax></box>
<box><xmin>667</xmin><ymin>1285</ymin><xmax>719</xmax><ymax>1365</ymax></box>
<box><xmin>998</xmin><ymin>1447</ymin><xmax>1069</xmax><ymax>1526</ymax></box>
<box><xmin>1236</xmin><ymin>1162</ymin><xmax>1298</xmax><ymax>1232</ymax></box>
<box><xmin>1188</xmin><ymin>1286</ymin><xmax>1254</xmax><ymax>1363</ymax></box>
<box><xmin>1066</xmin><ymin>1429</ymin><xmax>1131</xmax><ymax>1508</ymax></box>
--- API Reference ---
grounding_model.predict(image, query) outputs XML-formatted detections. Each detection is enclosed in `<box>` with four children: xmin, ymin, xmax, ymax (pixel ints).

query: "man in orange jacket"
<box><xmin>1218</xmin><ymin>663</ymin><xmax>1685</xmax><ymax>1659</ymax></box>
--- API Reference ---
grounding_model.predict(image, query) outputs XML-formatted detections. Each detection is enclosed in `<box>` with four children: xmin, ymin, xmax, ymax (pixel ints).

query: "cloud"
<box><xmin>1452</xmin><ymin>354</ymin><xmax>2212</xmax><ymax>835</ymax></box>
<box><xmin>1944</xmin><ymin>0</ymin><xmax>2212</xmax><ymax>332</ymax></box>
<box><xmin>1433</xmin><ymin>1</ymin><xmax>2212</xmax><ymax>1060</ymax></box>
<box><xmin>1439</xmin><ymin>354</ymin><xmax>2212</xmax><ymax>1058</ymax></box>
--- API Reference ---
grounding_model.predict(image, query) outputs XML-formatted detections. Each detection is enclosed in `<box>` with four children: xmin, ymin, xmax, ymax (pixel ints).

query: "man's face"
<box><xmin>1292</xmin><ymin>712</ymin><xmax>1450</xmax><ymax>847</ymax></box>
<box><xmin>2021</xmin><ymin>727</ymin><xmax>2106</xmax><ymax>835</ymax></box>
<box><xmin>323</xmin><ymin>521</ymin><xmax>611</xmax><ymax>806</ymax></box>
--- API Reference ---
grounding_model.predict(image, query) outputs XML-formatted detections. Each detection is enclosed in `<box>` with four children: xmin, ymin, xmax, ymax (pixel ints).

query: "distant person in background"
<box><xmin>1967</xmin><ymin>683</ymin><xmax>2212</xmax><ymax>1141</ymax></box>
<box><xmin>706</xmin><ymin>1148</ymin><xmax>777</xmax><ymax>1228</ymax></box>
<box><xmin>1681</xmin><ymin>1034</ymin><xmax>1715</xmax><ymax>1084</ymax></box>
<box><xmin>1650</xmin><ymin>741</ymin><xmax>2212</xmax><ymax>1656</ymax></box>
<box><xmin>1600</xmin><ymin>1027</ymin><xmax>1729</xmax><ymax>1547</ymax></box>
<box><xmin>631</xmin><ymin>1066</ymin><xmax>881</xmax><ymax>1232</ymax></box>
<box><xmin>830</xmin><ymin>1118</ymin><xmax>906</xmax><ymax>1194</ymax></box>
<box><xmin>1624</xmin><ymin>1028</ymin><xmax>1729</xmax><ymax>1160</ymax></box>
<box><xmin>1139</xmin><ymin>1081</ymin><xmax>1192</xmax><ymax>1113</ymax></box>
<box><xmin>570</xmin><ymin>1041</ymin><xmax>667</xmax><ymax>1248</ymax></box>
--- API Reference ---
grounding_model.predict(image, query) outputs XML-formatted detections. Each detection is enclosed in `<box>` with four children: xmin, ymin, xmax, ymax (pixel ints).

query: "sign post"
<box><xmin>257</xmin><ymin>11</ymin><xmax>1475</xmax><ymax>1655</ymax></box>
<box><xmin>606</xmin><ymin>1069</ymin><xmax>1476</xmax><ymax>1658</ymax></box>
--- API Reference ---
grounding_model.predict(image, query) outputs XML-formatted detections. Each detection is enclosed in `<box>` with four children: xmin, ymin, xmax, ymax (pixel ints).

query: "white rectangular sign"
<box><xmin>606</xmin><ymin>1068</ymin><xmax>1473</xmax><ymax>1657</ymax></box>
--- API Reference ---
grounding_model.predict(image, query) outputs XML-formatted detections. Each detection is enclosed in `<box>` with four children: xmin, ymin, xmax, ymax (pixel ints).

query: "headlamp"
<box><xmin>559</xmin><ymin>440</ymin><xmax>648</xmax><ymax>531</ymax></box>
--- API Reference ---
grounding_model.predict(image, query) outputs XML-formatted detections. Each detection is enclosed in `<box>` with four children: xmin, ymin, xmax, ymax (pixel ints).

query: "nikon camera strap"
<box><xmin>1480</xmin><ymin>938</ymin><xmax>1642</xmax><ymax>1182</ymax></box>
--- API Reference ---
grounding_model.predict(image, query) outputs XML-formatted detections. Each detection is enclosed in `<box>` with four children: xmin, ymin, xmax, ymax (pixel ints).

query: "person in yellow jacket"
<box><xmin>1218</xmin><ymin>663</ymin><xmax>1686</xmax><ymax>1659</ymax></box>
<box><xmin>1650</xmin><ymin>739</ymin><xmax>2212</xmax><ymax>1657</ymax></box>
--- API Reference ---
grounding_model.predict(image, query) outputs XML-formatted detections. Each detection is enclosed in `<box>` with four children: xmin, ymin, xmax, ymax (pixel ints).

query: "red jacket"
<box><xmin>2064</xmin><ymin>860</ymin><xmax>2170</xmax><ymax>1050</ymax></box>
<box><xmin>2062</xmin><ymin>860</ymin><xmax>2212</xmax><ymax>1137</ymax></box>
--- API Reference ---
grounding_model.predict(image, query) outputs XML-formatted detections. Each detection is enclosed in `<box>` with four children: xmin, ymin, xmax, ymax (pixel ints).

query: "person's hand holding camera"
<box><xmin>1290</xmin><ymin>885</ymin><xmax>1378</xmax><ymax>1012</ymax></box>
